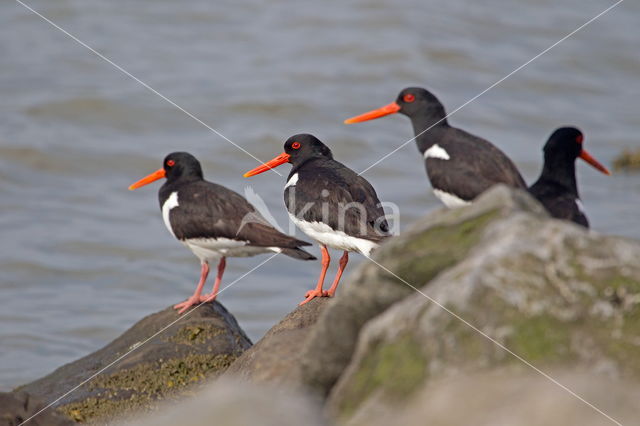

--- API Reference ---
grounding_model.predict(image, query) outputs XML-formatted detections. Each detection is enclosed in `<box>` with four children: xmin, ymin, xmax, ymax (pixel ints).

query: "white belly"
<box><xmin>183</xmin><ymin>238</ymin><xmax>279</xmax><ymax>263</ymax></box>
<box><xmin>433</xmin><ymin>189</ymin><xmax>471</xmax><ymax>208</ymax></box>
<box><xmin>288</xmin><ymin>213</ymin><xmax>377</xmax><ymax>256</ymax></box>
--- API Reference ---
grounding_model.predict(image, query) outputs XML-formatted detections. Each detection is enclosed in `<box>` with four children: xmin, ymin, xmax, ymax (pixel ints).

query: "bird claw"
<box><xmin>173</xmin><ymin>297</ymin><xmax>199</xmax><ymax>314</ymax></box>
<box><xmin>200</xmin><ymin>293</ymin><xmax>217</xmax><ymax>303</ymax></box>
<box><xmin>299</xmin><ymin>289</ymin><xmax>330</xmax><ymax>305</ymax></box>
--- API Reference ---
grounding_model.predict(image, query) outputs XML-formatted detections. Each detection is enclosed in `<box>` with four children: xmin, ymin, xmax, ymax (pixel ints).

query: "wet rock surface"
<box><xmin>18</xmin><ymin>302</ymin><xmax>251</xmax><ymax>424</ymax></box>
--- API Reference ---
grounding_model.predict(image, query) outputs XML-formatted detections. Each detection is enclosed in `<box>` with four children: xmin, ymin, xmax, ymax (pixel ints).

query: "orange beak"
<box><xmin>344</xmin><ymin>102</ymin><xmax>401</xmax><ymax>124</ymax></box>
<box><xmin>128</xmin><ymin>168</ymin><xmax>166</xmax><ymax>190</ymax></box>
<box><xmin>579</xmin><ymin>149</ymin><xmax>611</xmax><ymax>175</ymax></box>
<box><xmin>243</xmin><ymin>153</ymin><xmax>291</xmax><ymax>177</ymax></box>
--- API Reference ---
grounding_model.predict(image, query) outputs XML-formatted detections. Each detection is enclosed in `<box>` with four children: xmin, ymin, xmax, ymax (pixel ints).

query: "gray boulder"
<box><xmin>343</xmin><ymin>370</ymin><xmax>640</xmax><ymax>426</ymax></box>
<box><xmin>124</xmin><ymin>378</ymin><xmax>327</xmax><ymax>426</ymax></box>
<box><xmin>18</xmin><ymin>302</ymin><xmax>251</xmax><ymax>424</ymax></box>
<box><xmin>297</xmin><ymin>186</ymin><xmax>549</xmax><ymax>397</ymax></box>
<box><xmin>326</xmin><ymin>187</ymin><xmax>640</xmax><ymax>422</ymax></box>
<box><xmin>223</xmin><ymin>297</ymin><xmax>330</xmax><ymax>386</ymax></box>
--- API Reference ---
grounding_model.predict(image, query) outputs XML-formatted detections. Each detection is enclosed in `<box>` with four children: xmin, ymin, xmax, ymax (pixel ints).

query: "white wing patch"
<box><xmin>576</xmin><ymin>199</ymin><xmax>586</xmax><ymax>215</ymax></box>
<box><xmin>423</xmin><ymin>144</ymin><xmax>450</xmax><ymax>160</ymax></box>
<box><xmin>162</xmin><ymin>192</ymin><xmax>179</xmax><ymax>237</ymax></box>
<box><xmin>285</xmin><ymin>173</ymin><xmax>299</xmax><ymax>189</ymax></box>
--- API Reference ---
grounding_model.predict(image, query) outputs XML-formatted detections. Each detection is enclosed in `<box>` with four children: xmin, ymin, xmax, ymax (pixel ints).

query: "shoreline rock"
<box><xmin>223</xmin><ymin>297</ymin><xmax>330</xmax><ymax>386</ymax></box>
<box><xmin>613</xmin><ymin>147</ymin><xmax>640</xmax><ymax>172</ymax></box>
<box><xmin>17</xmin><ymin>302</ymin><xmax>251</xmax><ymax>424</ymax></box>
<box><xmin>10</xmin><ymin>186</ymin><xmax>640</xmax><ymax>426</ymax></box>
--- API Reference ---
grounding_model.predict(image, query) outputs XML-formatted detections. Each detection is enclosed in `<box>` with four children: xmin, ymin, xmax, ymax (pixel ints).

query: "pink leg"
<box><xmin>202</xmin><ymin>257</ymin><xmax>226</xmax><ymax>302</ymax></box>
<box><xmin>174</xmin><ymin>262</ymin><xmax>210</xmax><ymax>314</ymax></box>
<box><xmin>300</xmin><ymin>246</ymin><xmax>330</xmax><ymax>305</ymax></box>
<box><xmin>326</xmin><ymin>251</ymin><xmax>348</xmax><ymax>297</ymax></box>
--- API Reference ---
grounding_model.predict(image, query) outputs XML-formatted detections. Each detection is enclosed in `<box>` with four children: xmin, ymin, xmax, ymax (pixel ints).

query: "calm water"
<box><xmin>1</xmin><ymin>0</ymin><xmax>639</xmax><ymax>390</ymax></box>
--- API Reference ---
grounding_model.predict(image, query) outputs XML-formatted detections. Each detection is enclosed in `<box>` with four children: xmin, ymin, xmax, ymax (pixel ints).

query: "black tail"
<box><xmin>281</xmin><ymin>247</ymin><xmax>316</xmax><ymax>261</ymax></box>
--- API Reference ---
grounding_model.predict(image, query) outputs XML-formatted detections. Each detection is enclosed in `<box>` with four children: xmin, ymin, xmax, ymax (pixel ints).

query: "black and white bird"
<box><xmin>345</xmin><ymin>87</ymin><xmax>527</xmax><ymax>207</ymax></box>
<box><xmin>129</xmin><ymin>152</ymin><xmax>315</xmax><ymax>314</ymax></box>
<box><xmin>244</xmin><ymin>134</ymin><xmax>390</xmax><ymax>305</ymax></box>
<box><xmin>529</xmin><ymin>127</ymin><xmax>610</xmax><ymax>228</ymax></box>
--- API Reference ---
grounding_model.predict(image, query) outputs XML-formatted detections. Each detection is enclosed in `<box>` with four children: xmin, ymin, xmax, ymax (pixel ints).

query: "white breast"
<box><xmin>162</xmin><ymin>192</ymin><xmax>180</xmax><ymax>237</ymax></box>
<box><xmin>285</xmin><ymin>173</ymin><xmax>299</xmax><ymax>189</ymax></box>
<box><xmin>433</xmin><ymin>189</ymin><xmax>471</xmax><ymax>208</ymax></box>
<box><xmin>423</xmin><ymin>144</ymin><xmax>450</xmax><ymax>160</ymax></box>
<box><xmin>288</xmin><ymin>212</ymin><xmax>378</xmax><ymax>256</ymax></box>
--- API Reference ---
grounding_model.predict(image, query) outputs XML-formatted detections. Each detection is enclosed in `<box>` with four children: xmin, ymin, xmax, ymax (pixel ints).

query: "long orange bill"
<box><xmin>344</xmin><ymin>102</ymin><xmax>401</xmax><ymax>124</ymax></box>
<box><xmin>128</xmin><ymin>169</ymin><xmax>166</xmax><ymax>190</ymax></box>
<box><xmin>579</xmin><ymin>149</ymin><xmax>611</xmax><ymax>175</ymax></box>
<box><xmin>243</xmin><ymin>152</ymin><xmax>291</xmax><ymax>177</ymax></box>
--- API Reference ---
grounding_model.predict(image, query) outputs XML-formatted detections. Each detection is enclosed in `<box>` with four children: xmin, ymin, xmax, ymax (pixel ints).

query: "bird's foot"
<box><xmin>299</xmin><ymin>289</ymin><xmax>330</xmax><ymax>305</ymax></box>
<box><xmin>173</xmin><ymin>297</ymin><xmax>201</xmax><ymax>314</ymax></box>
<box><xmin>200</xmin><ymin>293</ymin><xmax>218</xmax><ymax>303</ymax></box>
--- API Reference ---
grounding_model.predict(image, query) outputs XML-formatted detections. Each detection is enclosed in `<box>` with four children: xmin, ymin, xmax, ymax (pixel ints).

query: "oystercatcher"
<box><xmin>129</xmin><ymin>152</ymin><xmax>315</xmax><ymax>314</ymax></box>
<box><xmin>529</xmin><ymin>127</ymin><xmax>610</xmax><ymax>228</ymax></box>
<box><xmin>345</xmin><ymin>87</ymin><xmax>527</xmax><ymax>207</ymax></box>
<box><xmin>243</xmin><ymin>134</ymin><xmax>390</xmax><ymax>305</ymax></box>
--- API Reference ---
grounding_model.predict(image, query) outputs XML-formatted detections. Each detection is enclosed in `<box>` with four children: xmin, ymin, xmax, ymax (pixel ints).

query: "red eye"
<box><xmin>576</xmin><ymin>135</ymin><xmax>584</xmax><ymax>143</ymax></box>
<box><xmin>403</xmin><ymin>93</ymin><xmax>415</xmax><ymax>103</ymax></box>
<box><xmin>291</xmin><ymin>142</ymin><xmax>301</xmax><ymax>149</ymax></box>
<box><xmin>167</xmin><ymin>160</ymin><xmax>175</xmax><ymax>167</ymax></box>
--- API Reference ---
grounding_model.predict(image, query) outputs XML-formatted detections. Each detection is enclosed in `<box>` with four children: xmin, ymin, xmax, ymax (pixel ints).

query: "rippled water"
<box><xmin>1</xmin><ymin>0</ymin><xmax>639</xmax><ymax>390</ymax></box>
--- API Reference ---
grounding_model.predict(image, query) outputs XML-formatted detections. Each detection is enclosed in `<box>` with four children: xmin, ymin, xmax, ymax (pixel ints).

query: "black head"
<box><xmin>162</xmin><ymin>152</ymin><xmax>204</xmax><ymax>182</ymax></box>
<box><xmin>394</xmin><ymin>87</ymin><xmax>446</xmax><ymax>119</ymax></box>
<box><xmin>542</xmin><ymin>127</ymin><xmax>610</xmax><ymax>175</ymax></box>
<box><xmin>544</xmin><ymin>127</ymin><xmax>584</xmax><ymax>161</ymax></box>
<box><xmin>243</xmin><ymin>134</ymin><xmax>333</xmax><ymax>177</ymax></box>
<box><xmin>129</xmin><ymin>151</ymin><xmax>203</xmax><ymax>190</ymax></box>
<box><xmin>344</xmin><ymin>86</ymin><xmax>447</xmax><ymax>124</ymax></box>
<box><xmin>284</xmin><ymin>134</ymin><xmax>333</xmax><ymax>165</ymax></box>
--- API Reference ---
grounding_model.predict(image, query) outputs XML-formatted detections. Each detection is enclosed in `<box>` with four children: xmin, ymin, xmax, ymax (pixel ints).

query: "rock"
<box><xmin>124</xmin><ymin>378</ymin><xmax>327</xmax><ymax>426</ymax></box>
<box><xmin>223</xmin><ymin>298</ymin><xmax>330</xmax><ymax>385</ymax></box>
<box><xmin>296</xmin><ymin>186</ymin><xmax>548</xmax><ymax>397</ymax></box>
<box><xmin>326</xmin><ymin>187</ymin><xmax>640</xmax><ymax>422</ymax></box>
<box><xmin>18</xmin><ymin>302</ymin><xmax>252</xmax><ymax>424</ymax></box>
<box><xmin>343</xmin><ymin>370</ymin><xmax>640</xmax><ymax>426</ymax></box>
<box><xmin>0</xmin><ymin>391</ymin><xmax>74</xmax><ymax>426</ymax></box>
<box><xmin>613</xmin><ymin>147</ymin><xmax>640</xmax><ymax>172</ymax></box>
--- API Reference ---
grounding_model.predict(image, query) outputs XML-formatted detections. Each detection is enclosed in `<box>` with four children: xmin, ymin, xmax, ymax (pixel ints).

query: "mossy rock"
<box><xmin>295</xmin><ymin>186</ymin><xmax>548</xmax><ymax>397</ymax></box>
<box><xmin>613</xmin><ymin>147</ymin><xmax>640</xmax><ymax>172</ymax></box>
<box><xmin>18</xmin><ymin>302</ymin><xmax>251</xmax><ymax>424</ymax></box>
<box><xmin>327</xmin><ymin>196</ymin><xmax>640</xmax><ymax>422</ymax></box>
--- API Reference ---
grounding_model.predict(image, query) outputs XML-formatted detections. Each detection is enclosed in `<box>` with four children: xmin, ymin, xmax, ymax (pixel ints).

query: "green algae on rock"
<box><xmin>295</xmin><ymin>186</ymin><xmax>548</xmax><ymax>399</ymax></box>
<box><xmin>326</xmin><ymin>187</ymin><xmax>640</xmax><ymax>422</ymax></box>
<box><xmin>613</xmin><ymin>147</ymin><xmax>640</xmax><ymax>172</ymax></box>
<box><xmin>18</xmin><ymin>302</ymin><xmax>251</xmax><ymax>424</ymax></box>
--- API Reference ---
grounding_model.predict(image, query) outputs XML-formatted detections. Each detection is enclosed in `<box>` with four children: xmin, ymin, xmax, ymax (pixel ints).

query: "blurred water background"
<box><xmin>1</xmin><ymin>0</ymin><xmax>639</xmax><ymax>389</ymax></box>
